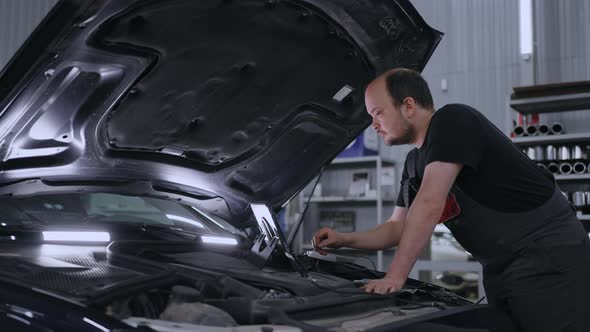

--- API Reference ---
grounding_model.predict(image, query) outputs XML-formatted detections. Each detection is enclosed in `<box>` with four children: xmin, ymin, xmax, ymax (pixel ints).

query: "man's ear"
<box><xmin>402</xmin><ymin>97</ymin><xmax>417</xmax><ymax>118</ymax></box>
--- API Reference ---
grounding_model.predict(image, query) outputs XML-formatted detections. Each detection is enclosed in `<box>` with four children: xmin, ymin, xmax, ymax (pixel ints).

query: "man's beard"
<box><xmin>384</xmin><ymin>123</ymin><xmax>416</xmax><ymax>146</ymax></box>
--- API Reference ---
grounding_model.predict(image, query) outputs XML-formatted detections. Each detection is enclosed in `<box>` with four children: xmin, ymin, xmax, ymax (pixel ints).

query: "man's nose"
<box><xmin>372</xmin><ymin>118</ymin><xmax>379</xmax><ymax>131</ymax></box>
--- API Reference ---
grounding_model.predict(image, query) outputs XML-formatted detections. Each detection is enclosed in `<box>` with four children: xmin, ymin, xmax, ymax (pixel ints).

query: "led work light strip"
<box><xmin>201</xmin><ymin>236</ymin><xmax>237</xmax><ymax>245</ymax></box>
<box><xmin>42</xmin><ymin>231</ymin><xmax>111</xmax><ymax>242</ymax></box>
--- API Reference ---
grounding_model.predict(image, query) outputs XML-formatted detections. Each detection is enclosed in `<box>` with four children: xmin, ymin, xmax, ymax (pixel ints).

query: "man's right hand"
<box><xmin>312</xmin><ymin>227</ymin><xmax>350</xmax><ymax>255</ymax></box>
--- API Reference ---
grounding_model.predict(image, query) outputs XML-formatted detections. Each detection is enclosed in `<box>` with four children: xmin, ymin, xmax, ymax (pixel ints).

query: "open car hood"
<box><xmin>0</xmin><ymin>0</ymin><xmax>442</xmax><ymax>225</ymax></box>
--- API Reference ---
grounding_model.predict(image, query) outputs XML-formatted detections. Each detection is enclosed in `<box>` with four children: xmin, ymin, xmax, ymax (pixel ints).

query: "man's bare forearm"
<box><xmin>345</xmin><ymin>220</ymin><xmax>403</xmax><ymax>250</ymax></box>
<box><xmin>386</xmin><ymin>197</ymin><xmax>443</xmax><ymax>283</ymax></box>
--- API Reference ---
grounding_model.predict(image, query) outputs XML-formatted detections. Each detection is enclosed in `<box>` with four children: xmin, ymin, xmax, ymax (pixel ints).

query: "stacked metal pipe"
<box><xmin>513</xmin><ymin>122</ymin><xmax>565</xmax><ymax>137</ymax></box>
<box><xmin>524</xmin><ymin>144</ymin><xmax>590</xmax><ymax>175</ymax></box>
<box><xmin>562</xmin><ymin>191</ymin><xmax>590</xmax><ymax>213</ymax></box>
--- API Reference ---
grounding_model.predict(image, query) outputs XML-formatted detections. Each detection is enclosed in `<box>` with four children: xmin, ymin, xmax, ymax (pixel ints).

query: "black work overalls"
<box><xmin>403</xmin><ymin>157</ymin><xmax>590</xmax><ymax>332</ymax></box>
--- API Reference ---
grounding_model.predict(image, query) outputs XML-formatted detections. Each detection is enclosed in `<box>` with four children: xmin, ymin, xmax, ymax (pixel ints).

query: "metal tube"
<box><xmin>572</xmin><ymin>145</ymin><xmax>583</xmax><ymax>160</ymax></box>
<box><xmin>559</xmin><ymin>162</ymin><xmax>573</xmax><ymax>175</ymax></box>
<box><xmin>526</xmin><ymin>124</ymin><xmax>538</xmax><ymax>136</ymax></box>
<box><xmin>526</xmin><ymin>147</ymin><xmax>535</xmax><ymax>160</ymax></box>
<box><xmin>573</xmin><ymin>192</ymin><xmax>586</xmax><ymax>209</ymax></box>
<box><xmin>538</xmin><ymin>124</ymin><xmax>550</xmax><ymax>135</ymax></box>
<box><xmin>513</xmin><ymin>126</ymin><xmax>525</xmax><ymax>137</ymax></box>
<box><xmin>547</xmin><ymin>162</ymin><xmax>560</xmax><ymax>174</ymax></box>
<box><xmin>573</xmin><ymin>162</ymin><xmax>587</xmax><ymax>174</ymax></box>
<box><xmin>550</xmin><ymin>122</ymin><xmax>565</xmax><ymax>135</ymax></box>
<box><xmin>557</xmin><ymin>146</ymin><xmax>571</xmax><ymax>161</ymax></box>
<box><xmin>546</xmin><ymin>145</ymin><xmax>556</xmax><ymax>161</ymax></box>
<box><xmin>534</xmin><ymin>146</ymin><xmax>544</xmax><ymax>161</ymax></box>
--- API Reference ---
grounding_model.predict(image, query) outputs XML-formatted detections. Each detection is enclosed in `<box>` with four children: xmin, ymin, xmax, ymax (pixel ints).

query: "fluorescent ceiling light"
<box><xmin>201</xmin><ymin>236</ymin><xmax>237</xmax><ymax>245</ymax></box>
<box><xmin>165</xmin><ymin>214</ymin><xmax>205</xmax><ymax>228</ymax></box>
<box><xmin>519</xmin><ymin>0</ymin><xmax>533</xmax><ymax>55</ymax></box>
<box><xmin>42</xmin><ymin>231</ymin><xmax>111</xmax><ymax>242</ymax></box>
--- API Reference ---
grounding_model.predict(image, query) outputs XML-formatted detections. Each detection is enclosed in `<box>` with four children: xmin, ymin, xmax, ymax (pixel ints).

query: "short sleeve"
<box><xmin>424</xmin><ymin>105</ymin><xmax>484</xmax><ymax>171</ymax></box>
<box><xmin>395</xmin><ymin>149</ymin><xmax>418</xmax><ymax>208</ymax></box>
<box><xmin>396</xmin><ymin>166</ymin><xmax>408</xmax><ymax>207</ymax></box>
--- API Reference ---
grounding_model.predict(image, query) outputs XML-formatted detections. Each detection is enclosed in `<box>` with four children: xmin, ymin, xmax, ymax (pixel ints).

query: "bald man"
<box><xmin>313</xmin><ymin>68</ymin><xmax>590</xmax><ymax>331</ymax></box>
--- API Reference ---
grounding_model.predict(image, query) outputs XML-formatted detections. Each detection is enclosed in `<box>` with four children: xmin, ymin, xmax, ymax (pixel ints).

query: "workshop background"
<box><xmin>2</xmin><ymin>0</ymin><xmax>590</xmax><ymax>301</ymax></box>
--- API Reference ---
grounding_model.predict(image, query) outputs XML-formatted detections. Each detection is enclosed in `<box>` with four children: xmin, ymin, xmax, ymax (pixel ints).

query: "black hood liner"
<box><xmin>100</xmin><ymin>0</ymin><xmax>371</xmax><ymax>166</ymax></box>
<box><xmin>0</xmin><ymin>0</ymin><xmax>442</xmax><ymax>224</ymax></box>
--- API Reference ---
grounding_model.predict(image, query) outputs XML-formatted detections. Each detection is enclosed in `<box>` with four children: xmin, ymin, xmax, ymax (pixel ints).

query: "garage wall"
<box><xmin>534</xmin><ymin>0</ymin><xmax>590</xmax><ymax>84</ymax></box>
<box><xmin>0</xmin><ymin>0</ymin><xmax>57</xmax><ymax>72</ymax></box>
<box><xmin>528</xmin><ymin>0</ymin><xmax>590</xmax><ymax>155</ymax></box>
<box><xmin>380</xmin><ymin>0</ymin><xmax>526</xmax><ymax>176</ymax></box>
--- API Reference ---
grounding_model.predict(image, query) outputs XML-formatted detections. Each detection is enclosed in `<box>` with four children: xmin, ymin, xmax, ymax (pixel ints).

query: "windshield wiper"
<box><xmin>83</xmin><ymin>215</ymin><xmax>202</xmax><ymax>239</ymax></box>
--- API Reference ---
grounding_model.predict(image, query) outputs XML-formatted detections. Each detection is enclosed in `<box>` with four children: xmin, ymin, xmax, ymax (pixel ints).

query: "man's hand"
<box><xmin>312</xmin><ymin>227</ymin><xmax>349</xmax><ymax>255</ymax></box>
<box><xmin>362</xmin><ymin>275</ymin><xmax>404</xmax><ymax>294</ymax></box>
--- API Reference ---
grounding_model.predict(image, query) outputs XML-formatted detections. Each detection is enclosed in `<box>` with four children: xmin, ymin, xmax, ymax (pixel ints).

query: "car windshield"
<box><xmin>0</xmin><ymin>192</ymin><xmax>242</xmax><ymax>236</ymax></box>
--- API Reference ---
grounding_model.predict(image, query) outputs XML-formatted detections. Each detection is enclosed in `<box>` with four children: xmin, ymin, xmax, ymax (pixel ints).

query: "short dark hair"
<box><xmin>384</xmin><ymin>68</ymin><xmax>434</xmax><ymax>110</ymax></box>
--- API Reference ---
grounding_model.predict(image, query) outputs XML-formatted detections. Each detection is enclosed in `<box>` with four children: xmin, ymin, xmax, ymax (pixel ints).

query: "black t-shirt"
<box><xmin>396</xmin><ymin>104</ymin><xmax>555</xmax><ymax>213</ymax></box>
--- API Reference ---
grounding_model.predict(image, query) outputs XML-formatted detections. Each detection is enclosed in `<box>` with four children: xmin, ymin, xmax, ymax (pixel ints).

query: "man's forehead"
<box><xmin>366</xmin><ymin>78</ymin><xmax>388</xmax><ymax>99</ymax></box>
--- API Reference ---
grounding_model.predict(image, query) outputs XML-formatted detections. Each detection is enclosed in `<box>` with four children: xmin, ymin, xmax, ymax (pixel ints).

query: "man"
<box><xmin>313</xmin><ymin>68</ymin><xmax>590</xmax><ymax>331</ymax></box>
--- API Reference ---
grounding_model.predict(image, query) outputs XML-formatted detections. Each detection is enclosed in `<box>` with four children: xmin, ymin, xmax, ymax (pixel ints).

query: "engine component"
<box><xmin>513</xmin><ymin>126</ymin><xmax>525</xmax><ymax>137</ymax></box>
<box><xmin>124</xmin><ymin>317</ymin><xmax>300</xmax><ymax>332</ymax></box>
<box><xmin>160</xmin><ymin>302</ymin><xmax>237</xmax><ymax>327</ymax></box>
<box><xmin>217</xmin><ymin>275</ymin><xmax>264</xmax><ymax>299</ymax></box>
<box><xmin>261</xmin><ymin>289</ymin><xmax>292</xmax><ymax>300</ymax></box>
<box><xmin>109</xmin><ymin>290</ymin><xmax>169</xmax><ymax>319</ymax></box>
<box><xmin>536</xmin><ymin>163</ymin><xmax>547</xmax><ymax>170</ymax></box>
<box><xmin>170</xmin><ymin>285</ymin><xmax>202</xmax><ymax>303</ymax></box>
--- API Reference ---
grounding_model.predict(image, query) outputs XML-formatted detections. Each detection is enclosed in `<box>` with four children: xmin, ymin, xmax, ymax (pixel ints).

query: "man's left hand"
<box><xmin>362</xmin><ymin>276</ymin><xmax>404</xmax><ymax>294</ymax></box>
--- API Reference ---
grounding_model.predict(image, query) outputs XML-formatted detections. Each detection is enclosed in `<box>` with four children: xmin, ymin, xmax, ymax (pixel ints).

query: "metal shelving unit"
<box><xmin>510</xmin><ymin>81</ymin><xmax>590</xmax><ymax>231</ymax></box>
<box><xmin>554</xmin><ymin>174</ymin><xmax>590</xmax><ymax>181</ymax></box>
<box><xmin>305</xmin><ymin>196</ymin><xmax>396</xmax><ymax>203</ymax></box>
<box><xmin>329</xmin><ymin>155</ymin><xmax>389</xmax><ymax>165</ymax></box>
<box><xmin>509</xmin><ymin>81</ymin><xmax>590</xmax><ymax>114</ymax></box>
<box><xmin>512</xmin><ymin>133</ymin><xmax>590</xmax><ymax>146</ymax></box>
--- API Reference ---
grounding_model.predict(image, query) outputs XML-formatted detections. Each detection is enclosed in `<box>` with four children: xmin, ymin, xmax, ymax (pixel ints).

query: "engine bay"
<box><xmin>0</xmin><ymin>242</ymin><xmax>484</xmax><ymax>331</ymax></box>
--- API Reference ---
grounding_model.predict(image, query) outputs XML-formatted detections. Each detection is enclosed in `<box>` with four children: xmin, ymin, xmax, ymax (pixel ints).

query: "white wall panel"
<box><xmin>380</xmin><ymin>0</ymin><xmax>525</xmax><ymax>179</ymax></box>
